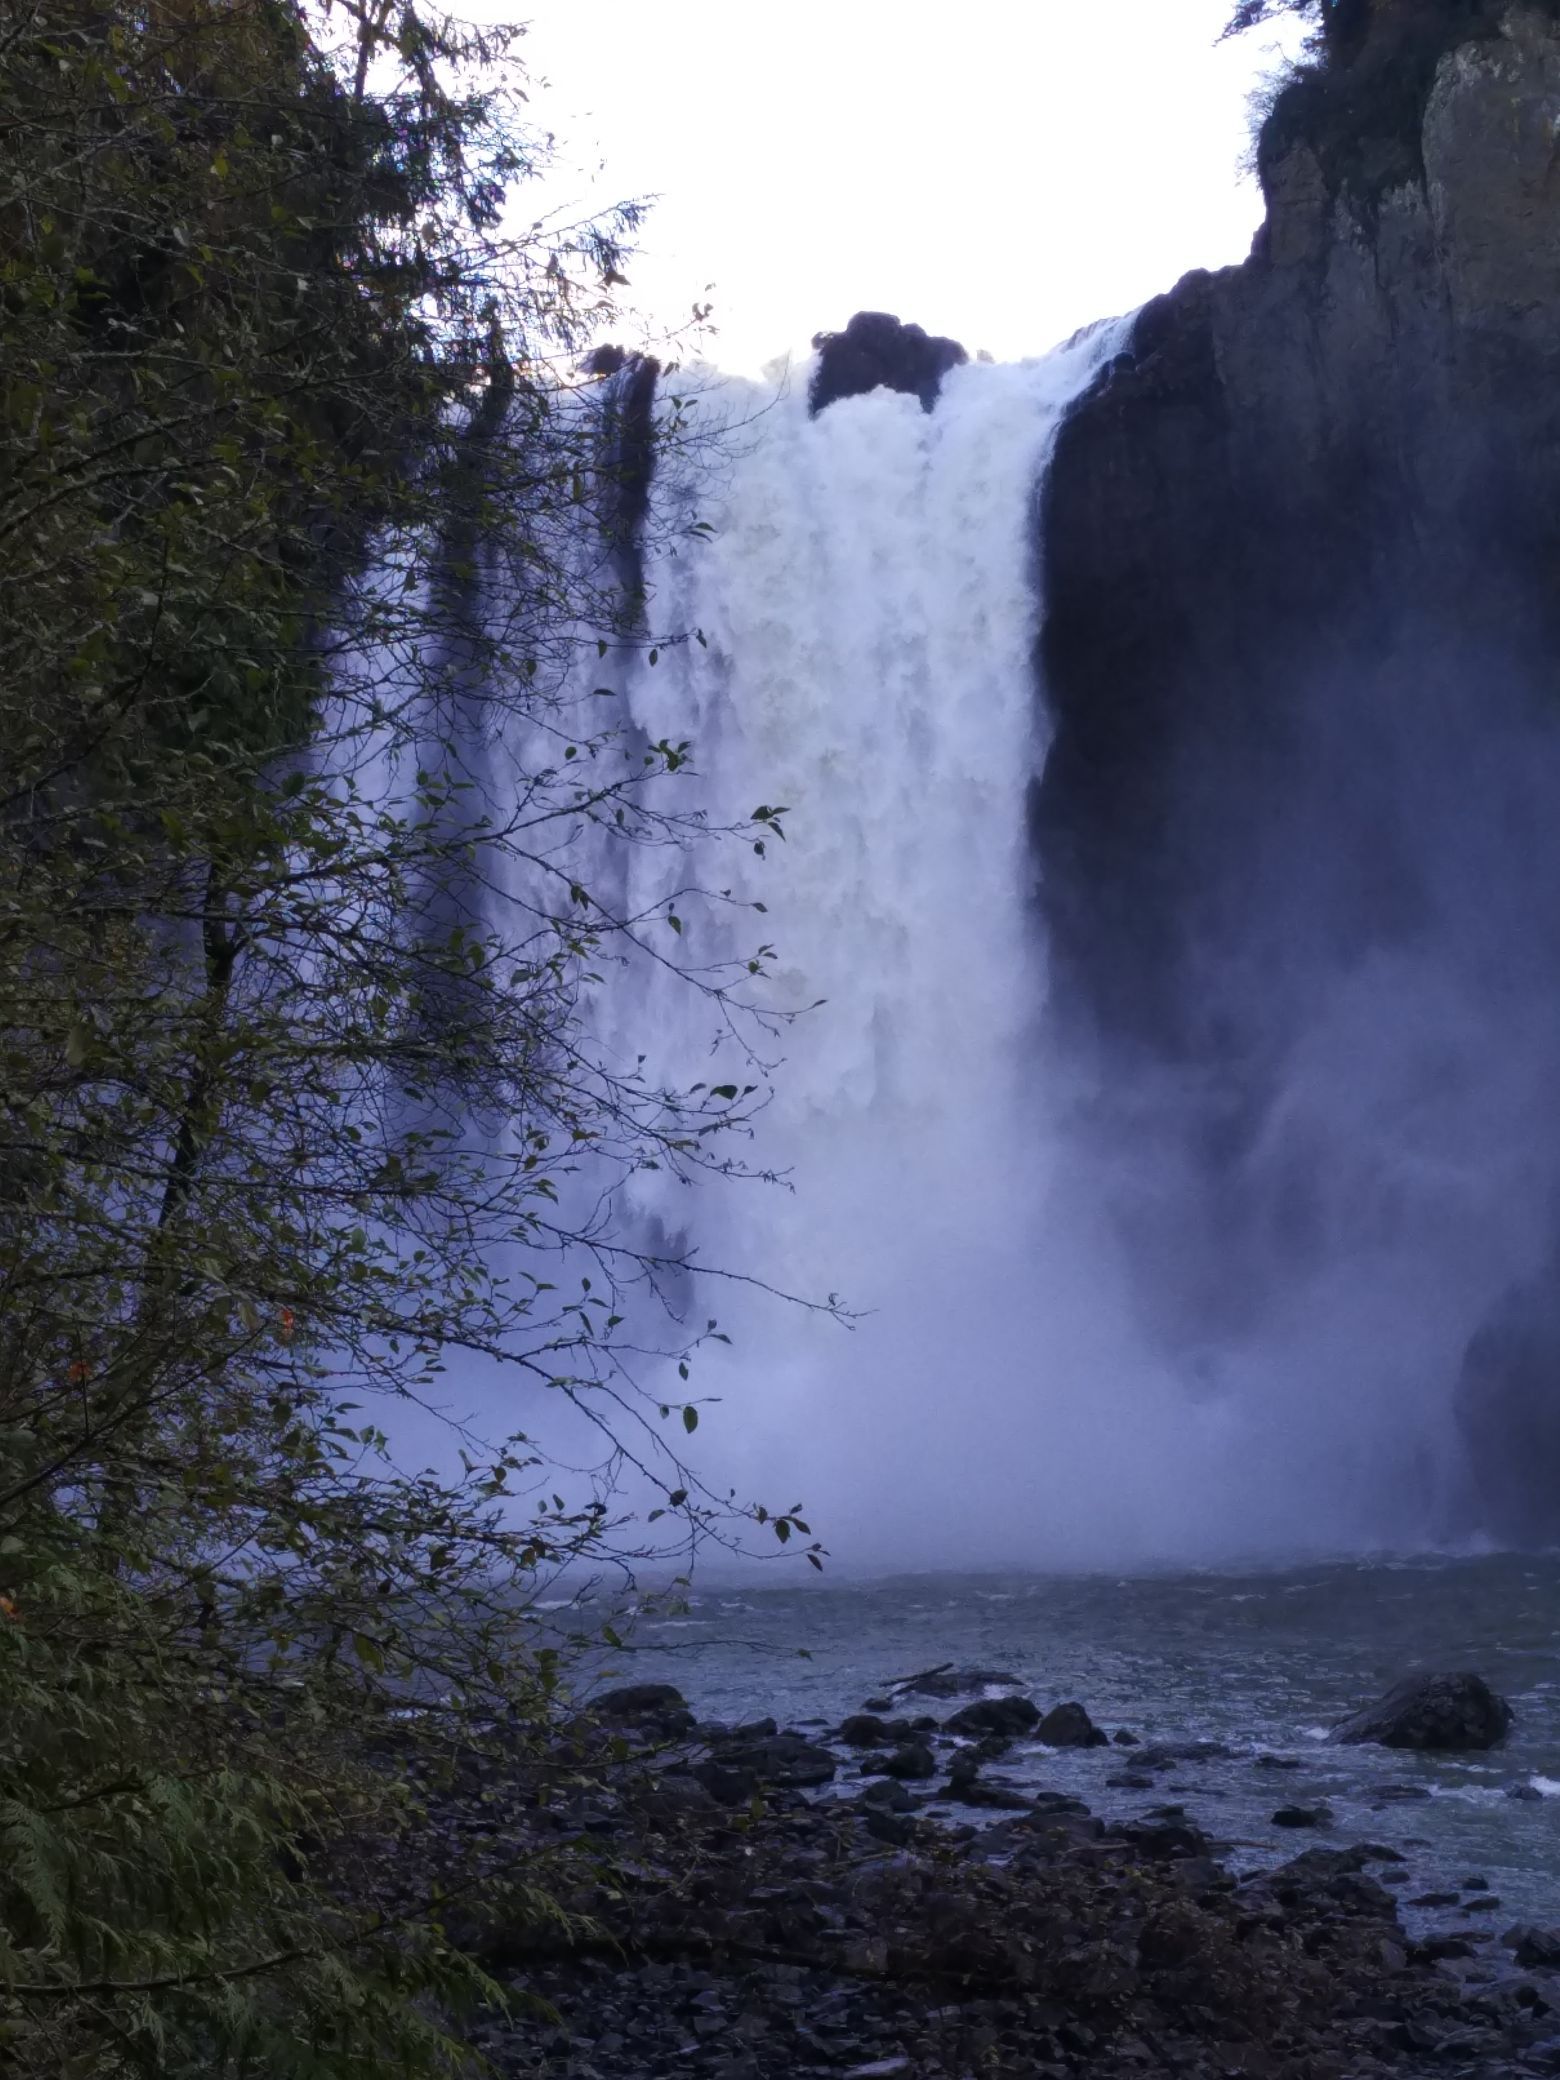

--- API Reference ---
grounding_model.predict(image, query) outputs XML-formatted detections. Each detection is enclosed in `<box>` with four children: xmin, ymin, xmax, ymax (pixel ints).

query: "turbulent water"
<box><xmin>598</xmin><ymin>1554</ymin><xmax>1560</xmax><ymax>1928</ymax></box>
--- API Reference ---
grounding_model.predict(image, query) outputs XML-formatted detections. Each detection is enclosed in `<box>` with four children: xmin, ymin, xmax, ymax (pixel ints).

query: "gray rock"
<box><xmin>704</xmin><ymin>1732</ymin><xmax>837</xmax><ymax>1789</ymax></box>
<box><xmin>959</xmin><ymin>1780</ymin><xmax>1033</xmax><ymax>1811</ymax></box>
<box><xmin>1104</xmin><ymin>1816</ymin><xmax>1211</xmax><ymax>1861</ymax></box>
<box><xmin>873</xmin><ymin>1741</ymin><xmax>936</xmax><ymax>1781</ymax></box>
<box><xmin>637</xmin><ymin>1774</ymin><xmax>718</xmax><ymax>1821</ymax></box>
<box><xmin>942</xmin><ymin>1749</ymin><xmax>1030</xmax><ymax>1809</ymax></box>
<box><xmin>891</xmin><ymin>1665</ymin><xmax>1022</xmax><ymax>1701</ymax></box>
<box><xmin>589</xmin><ymin>1682</ymin><xmax>697</xmax><ymax>1740</ymax></box>
<box><xmin>944</xmin><ymin>1695</ymin><xmax>1040</xmax><ymax>1739</ymax></box>
<box><xmin>858</xmin><ymin>1778</ymin><xmax>914</xmax><ymax>1812</ymax></box>
<box><xmin>1419</xmin><ymin>1933</ymin><xmax>1479</xmax><ymax>1961</ymax></box>
<box><xmin>1330</xmin><ymin>1672</ymin><xmax>1513</xmax><ymax>1751</ymax></box>
<box><xmin>1272</xmin><ymin>1803</ymin><xmax>1333</xmax><ymax>1828</ymax></box>
<box><xmin>1507</xmin><ymin>1927</ymin><xmax>1560</xmax><ymax>1969</ymax></box>
<box><xmin>837</xmin><ymin>1713</ymin><xmax>895</xmax><ymax>1747</ymax></box>
<box><xmin>1032</xmin><ymin>1791</ymin><xmax>1092</xmax><ymax>1815</ymax></box>
<box><xmin>1036</xmin><ymin>1701</ymin><xmax>1109</xmax><ymax>1749</ymax></box>
<box><xmin>860</xmin><ymin>1806</ymin><xmax>917</xmax><ymax>1847</ymax></box>
<box><xmin>1255</xmin><ymin>1846</ymin><xmax>1403</xmax><ymax>1922</ymax></box>
<box><xmin>689</xmin><ymin>1759</ymin><xmax>758</xmax><ymax>1806</ymax></box>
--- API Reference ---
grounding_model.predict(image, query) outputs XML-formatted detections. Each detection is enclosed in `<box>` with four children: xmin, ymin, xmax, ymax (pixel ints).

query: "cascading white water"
<box><xmin>577</xmin><ymin>329</ymin><xmax>1273</xmax><ymax>1571</ymax></box>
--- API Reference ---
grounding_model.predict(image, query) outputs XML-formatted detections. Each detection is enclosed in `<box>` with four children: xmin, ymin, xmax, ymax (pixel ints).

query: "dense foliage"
<box><xmin>0</xmin><ymin>1</ymin><xmax>815</xmax><ymax>2071</ymax></box>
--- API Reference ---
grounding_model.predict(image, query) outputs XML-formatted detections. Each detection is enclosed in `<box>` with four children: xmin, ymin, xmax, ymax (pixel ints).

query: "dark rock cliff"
<box><xmin>1037</xmin><ymin>1</ymin><xmax>1560</xmax><ymax>1537</ymax></box>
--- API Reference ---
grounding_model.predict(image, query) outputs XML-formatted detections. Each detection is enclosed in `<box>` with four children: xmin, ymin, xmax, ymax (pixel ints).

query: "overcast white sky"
<box><xmin>514</xmin><ymin>0</ymin><xmax>1303</xmax><ymax>373</ymax></box>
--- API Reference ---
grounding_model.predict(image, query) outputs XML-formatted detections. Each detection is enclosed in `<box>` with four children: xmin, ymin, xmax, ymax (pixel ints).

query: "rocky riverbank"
<box><xmin>420</xmin><ymin>1671</ymin><xmax>1560</xmax><ymax>2080</ymax></box>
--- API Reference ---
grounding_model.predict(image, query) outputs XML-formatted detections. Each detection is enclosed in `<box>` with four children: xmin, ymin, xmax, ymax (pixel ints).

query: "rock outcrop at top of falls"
<box><xmin>809</xmin><ymin>310</ymin><xmax>967</xmax><ymax>415</ymax></box>
<box><xmin>1037</xmin><ymin>0</ymin><xmax>1560</xmax><ymax>1543</ymax></box>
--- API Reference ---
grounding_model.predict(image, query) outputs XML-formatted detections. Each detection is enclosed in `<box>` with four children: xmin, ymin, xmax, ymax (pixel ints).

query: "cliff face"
<box><xmin>1042</xmin><ymin>0</ymin><xmax>1560</xmax><ymax>1055</ymax></box>
<box><xmin>1037</xmin><ymin>2</ymin><xmax>1560</xmax><ymax>1537</ymax></box>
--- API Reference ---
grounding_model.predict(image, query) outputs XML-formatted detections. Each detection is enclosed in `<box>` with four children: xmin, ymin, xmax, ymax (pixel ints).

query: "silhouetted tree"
<box><xmin>0</xmin><ymin>4</ymin><xmax>822</xmax><ymax>2073</ymax></box>
<box><xmin>1222</xmin><ymin>0</ymin><xmax>1371</xmax><ymax>57</ymax></box>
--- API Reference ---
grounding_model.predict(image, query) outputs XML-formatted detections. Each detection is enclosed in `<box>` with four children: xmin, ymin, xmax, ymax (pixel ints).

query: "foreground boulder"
<box><xmin>590</xmin><ymin>1682</ymin><xmax>696</xmax><ymax>1737</ymax></box>
<box><xmin>592</xmin><ymin>1682</ymin><xmax>686</xmax><ymax>1717</ymax></box>
<box><xmin>945</xmin><ymin>1695</ymin><xmax>1040</xmax><ymax>1739</ymax></box>
<box><xmin>1330</xmin><ymin>1671</ymin><xmax>1513</xmax><ymax>1751</ymax></box>
<box><xmin>837</xmin><ymin>1712</ymin><xmax>897</xmax><ymax>1746</ymax></box>
<box><xmin>1036</xmin><ymin>1701</ymin><xmax>1109</xmax><ymax>1748</ymax></box>
<box><xmin>692</xmin><ymin>1730</ymin><xmax>837</xmax><ymax>1801</ymax></box>
<box><xmin>1272</xmin><ymin>1803</ymin><xmax>1333</xmax><ymax>1828</ymax></box>
<box><xmin>869</xmin><ymin>1740</ymin><xmax>936</xmax><ymax>1781</ymax></box>
<box><xmin>1507</xmin><ymin>1925</ymin><xmax>1560</xmax><ymax>1968</ymax></box>
<box><xmin>722</xmin><ymin>1731</ymin><xmax>838</xmax><ymax>1785</ymax></box>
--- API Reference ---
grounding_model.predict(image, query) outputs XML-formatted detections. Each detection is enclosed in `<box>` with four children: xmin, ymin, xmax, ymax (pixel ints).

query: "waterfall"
<box><xmin>565</xmin><ymin>322</ymin><xmax>1496</xmax><ymax>1572</ymax></box>
<box><xmin>569</xmin><ymin>328</ymin><xmax>1265</xmax><ymax>1572</ymax></box>
<box><xmin>345</xmin><ymin>320</ymin><xmax>1513</xmax><ymax>1570</ymax></box>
